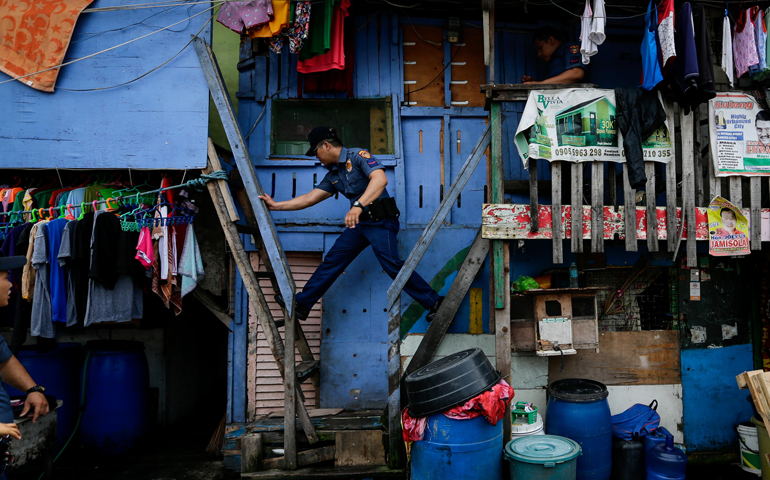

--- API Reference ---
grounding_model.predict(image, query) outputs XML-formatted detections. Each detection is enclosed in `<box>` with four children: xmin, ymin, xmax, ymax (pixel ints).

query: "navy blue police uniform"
<box><xmin>546</xmin><ymin>41</ymin><xmax>589</xmax><ymax>81</ymax></box>
<box><xmin>294</xmin><ymin>147</ymin><xmax>440</xmax><ymax>313</ymax></box>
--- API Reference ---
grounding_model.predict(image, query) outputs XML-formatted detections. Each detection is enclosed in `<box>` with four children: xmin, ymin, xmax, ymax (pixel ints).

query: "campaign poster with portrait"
<box><xmin>514</xmin><ymin>88</ymin><xmax>672</xmax><ymax>167</ymax></box>
<box><xmin>709</xmin><ymin>93</ymin><xmax>770</xmax><ymax>176</ymax></box>
<box><xmin>707</xmin><ymin>196</ymin><xmax>749</xmax><ymax>256</ymax></box>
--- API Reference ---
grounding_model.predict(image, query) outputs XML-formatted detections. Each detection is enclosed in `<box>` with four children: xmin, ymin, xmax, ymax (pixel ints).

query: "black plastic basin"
<box><xmin>405</xmin><ymin>348</ymin><xmax>501</xmax><ymax>417</ymax></box>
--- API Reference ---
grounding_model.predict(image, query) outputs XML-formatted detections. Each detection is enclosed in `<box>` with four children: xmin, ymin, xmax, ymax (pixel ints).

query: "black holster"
<box><xmin>361</xmin><ymin>198</ymin><xmax>400</xmax><ymax>221</ymax></box>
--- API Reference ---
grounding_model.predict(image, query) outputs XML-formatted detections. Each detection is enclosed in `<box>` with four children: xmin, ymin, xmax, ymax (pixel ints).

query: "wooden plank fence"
<box><xmin>491</xmin><ymin>102</ymin><xmax>767</xmax><ymax>267</ymax></box>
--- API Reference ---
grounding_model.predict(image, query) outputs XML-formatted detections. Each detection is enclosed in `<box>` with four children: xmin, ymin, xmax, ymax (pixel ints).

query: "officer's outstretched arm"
<box><xmin>258</xmin><ymin>188</ymin><xmax>333</xmax><ymax>211</ymax></box>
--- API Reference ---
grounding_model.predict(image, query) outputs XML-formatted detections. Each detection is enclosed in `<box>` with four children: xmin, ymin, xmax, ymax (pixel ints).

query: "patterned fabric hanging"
<box><xmin>270</xmin><ymin>1</ymin><xmax>311</xmax><ymax>54</ymax></box>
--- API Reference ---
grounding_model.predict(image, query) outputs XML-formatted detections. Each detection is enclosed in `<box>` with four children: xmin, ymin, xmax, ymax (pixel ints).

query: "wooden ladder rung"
<box><xmin>296</xmin><ymin>360</ymin><xmax>321</xmax><ymax>382</ymax></box>
<box><xmin>237</xmin><ymin>224</ymin><xmax>263</xmax><ymax>236</ymax></box>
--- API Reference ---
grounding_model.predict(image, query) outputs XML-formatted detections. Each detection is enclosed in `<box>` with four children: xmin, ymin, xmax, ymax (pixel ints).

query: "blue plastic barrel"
<box><xmin>5</xmin><ymin>343</ymin><xmax>84</xmax><ymax>448</ymax></box>
<box><xmin>80</xmin><ymin>340</ymin><xmax>149</xmax><ymax>455</ymax></box>
<box><xmin>411</xmin><ymin>413</ymin><xmax>503</xmax><ymax>480</ymax></box>
<box><xmin>545</xmin><ymin>379</ymin><xmax>612</xmax><ymax>480</ymax></box>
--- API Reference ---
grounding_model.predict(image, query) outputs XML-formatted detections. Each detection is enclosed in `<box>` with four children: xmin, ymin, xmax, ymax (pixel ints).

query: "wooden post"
<box><xmin>730</xmin><ymin>177</ymin><xmax>743</xmax><ymax>207</ymax></box>
<box><xmin>680</xmin><ymin>110</ymin><xmax>697</xmax><ymax>267</ymax></box>
<box><xmin>751</xmin><ymin>177</ymin><xmax>761</xmax><ymax>250</ymax></box>
<box><xmin>622</xmin><ymin>164</ymin><xmax>637</xmax><ymax>251</ymax></box>
<box><xmin>591</xmin><ymin>162</ymin><xmax>604</xmax><ymax>253</ymax></box>
<box><xmin>529</xmin><ymin>159</ymin><xmax>539</xmax><ymax>233</ymax></box>
<box><xmin>645</xmin><ymin>162</ymin><xmax>659</xmax><ymax>252</ymax></box>
<box><xmin>284</xmin><ymin>310</ymin><xmax>297</xmax><ymax>469</ymax></box>
<box><xmin>494</xmin><ymin>242</ymin><xmax>511</xmax><ymax>444</ymax></box>
<box><xmin>571</xmin><ymin>163</ymin><xmax>584</xmax><ymax>253</ymax></box>
<box><xmin>665</xmin><ymin>102</ymin><xmax>677</xmax><ymax>252</ymax></box>
<box><xmin>387</xmin><ymin>292</ymin><xmax>403</xmax><ymax>469</ymax></box>
<box><xmin>490</xmin><ymin>103</ymin><xmax>506</xmax><ymax>309</ymax></box>
<box><xmin>551</xmin><ymin>162</ymin><xmax>563</xmax><ymax>263</ymax></box>
<box><xmin>241</xmin><ymin>433</ymin><xmax>263</xmax><ymax>473</ymax></box>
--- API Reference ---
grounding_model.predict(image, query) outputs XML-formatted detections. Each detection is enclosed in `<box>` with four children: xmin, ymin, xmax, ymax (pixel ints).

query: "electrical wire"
<box><xmin>405</xmin><ymin>46</ymin><xmax>461</xmax><ymax>103</ymax></box>
<box><xmin>72</xmin><ymin>3</ymin><xmax>192</xmax><ymax>45</ymax></box>
<box><xmin>0</xmin><ymin>3</ymin><xmax>221</xmax><ymax>89</ymax></box>
<box><xmin>83</xmin><ymin>0</ymin><xmax>219</xmax><ymax>13</ymax></box>
<box><xmin>548</xmin><ymin>0</ymin><xmax>647</xmax><ymax>20</ymax></box>
<box><xmin>58</xmin><ymin>11</ymin><xmax>216</xmax><ymax>91</ymax></box>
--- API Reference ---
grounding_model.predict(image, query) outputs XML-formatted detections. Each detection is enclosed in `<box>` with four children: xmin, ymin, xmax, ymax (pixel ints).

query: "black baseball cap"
<box><xmin>305</xmin><ymin>126</ymin><xmax>340</xmax><ymax>156</ymax></box>
<box><xmin>0</xmin><ymin>256</ymin><xmax>26</xmax><ymax>271</ymax></box>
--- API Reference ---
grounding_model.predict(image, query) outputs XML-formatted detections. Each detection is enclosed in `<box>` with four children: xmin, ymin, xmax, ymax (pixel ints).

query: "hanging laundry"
<box><xmin>179</xmin><ymin>224</ymin><xmax>205</xmax><ymax>297</ymax></box>
<box><xmin>722</xmin><ymin>15</ymin><xmax>735</xmax><ymax>87</ymax></box>
<box><xmin>269</xmin><ymin>1</ymin><xmax>311</xmax><ymax>55</ymax></box>
<box><xmin>750</xmin><ymin>7</ymin><xmax>770</xmax><ymax>81</ymax></box>
<box><xmin>298</xmin><ymin>0</ymin><xmax>336</xmax><ymax>61</ymax></box>
<box><xmin>302</xmin><ymin>19</ymin><xmax>354</xmax><ymax>95</ymax></box>
<box><xmin>616</xmin><ymin>88</ymin><xmax>667</xmax><ymax>189</ymax></box>
<box><xmin>657</xmin><ymin>0</ymin><xmax>676</xmax><ymax>72</ymax></box>
<box><xmin>640</xmin><ymin>0</ymin><xmax>664</xmax><ymax>91</ymax></box>
<box><xmin>579</xmin><ymin>0</ymin><xmax>597</xmax><ymax>65</ymax></box>
<box><xmin>247</xmin><ymin>0</ymin><xmax>291</xmax><ymax>38</ymax></box>
<box><xmin>45</xmin><ymin>218</ymin><xmax>69</xmax><ymax>324</ymax></box>
<box><xmin>217</xmin><ymin>0</ymin><xmax>273</xmax><ymax>34</ymax></box>
<box><xmin>57</xmin><ymin>220</ymin><xmax>78</xmax><ymax>326</ymax></box>
<box><xmin>766</xmin><ymin>8</ymin><xmax>770</xmax><ymax>77</ymax></box>
<box><xmin>691</xmin><ymin>5</ymin><xmax>716</xmax><ymax>110</ymax></box>
<box><xmin>589</xmin><ymin>0</ymin><xmax>606</xmax><ymax>46</ymax></box>
<box><xmin>135</xmin><ymin>227</ymin><xmax>154</xmax><ymax>269</ymax></box>
<box><xmin>83</xmin><ymin>211</ymin><xmax>142</xmax><ymax>326</ymax></box>
<box><xmin>297</xmin><ymin>0</ymin><xmax>350</xmax><ymax>74</ymax></box>
<box><xmin>0</xmin><ymin>0</ymin><xmax>94</xmax><ymax>92</ymax></box>
<box><xmin>71</xmin><ymin>211</ymin><xmax>95</xmax><ymax>323</ymax></box>
<box><xmin>734</xmin><ymin>8</ymin><xmax>759</xmax><ymax>79</ymax></box>
<box><xmin>670</xmin><ymin>2</ymin><xmax>699</xmax><ymax>114</ymax></box>
<box><xmin>30</xmin><ymin>223</ymin><xmax>54</xmax><ymax>338</ymax></box>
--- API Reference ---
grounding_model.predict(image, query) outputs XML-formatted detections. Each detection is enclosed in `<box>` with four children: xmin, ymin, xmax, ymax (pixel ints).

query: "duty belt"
<box><xmin>359</xmin><ymin>197</ymin><xmax>400</xmax><ymax>222</ymax></box>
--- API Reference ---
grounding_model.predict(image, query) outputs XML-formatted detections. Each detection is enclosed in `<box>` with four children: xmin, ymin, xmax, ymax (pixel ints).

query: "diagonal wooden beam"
<box><xmin>204</xmin><ymin>152</ymin><xmax>319</xmax><ymax>448</ymax></box>
<box><xmin>403</xmin><ymin>230</ymin><xmax>490</xmax><ymax>379</ymax></box>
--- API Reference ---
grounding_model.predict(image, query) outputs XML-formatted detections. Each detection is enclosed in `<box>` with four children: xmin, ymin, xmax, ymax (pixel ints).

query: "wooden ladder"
<box><xmin>194</xmin><ymin>38</ymin><xmax>319</xmax><ymax>470</ymax></box>
<box><xmin>385</xmin><ymin>125</ymin><xmax>492</xmax><ymax>467</ymax></box>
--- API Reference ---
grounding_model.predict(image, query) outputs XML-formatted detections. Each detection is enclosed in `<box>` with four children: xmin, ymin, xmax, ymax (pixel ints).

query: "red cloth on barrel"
<box><xmin>401</xmin><ymin>379</ymin><xmax>514</xmax><ymax>456</ymax></box>
<box><xmin>443</xmin><ymin>380</ymin><xmax>514</xmax><ymax>425</ymax></box>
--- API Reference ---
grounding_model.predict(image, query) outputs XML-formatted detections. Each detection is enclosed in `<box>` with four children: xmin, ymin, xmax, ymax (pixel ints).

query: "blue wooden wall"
<box><xmin>231</xmin><ymin>13</ymin><xmax>650</xmax><ymax>415</ymax></box>
<box><xmin>0</xmin><ymin>0</ymin><xmax>211</xmax><ymax>169</ymax></box>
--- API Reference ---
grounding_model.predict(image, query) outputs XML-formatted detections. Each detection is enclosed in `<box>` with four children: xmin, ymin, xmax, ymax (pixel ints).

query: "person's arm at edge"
<box><xmin>524</xmin><ymin>67</ymin><xmax>585</xmax><ymax>85</ymax></box>
<box><xmin>258</xmin><ymin>188</ymin><xmax>334</xmax><ymax>211</ymax></box>
<box><xmin>0</xmin><ymin>356</ymin><xmax>48</xmax><ymax>422</ymax></box>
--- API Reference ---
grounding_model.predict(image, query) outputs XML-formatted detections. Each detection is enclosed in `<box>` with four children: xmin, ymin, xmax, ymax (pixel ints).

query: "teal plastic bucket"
<box><xmin>505</xmin><ymin>435</ymin><xmax>582</xmax><ymax>480</ymax></box>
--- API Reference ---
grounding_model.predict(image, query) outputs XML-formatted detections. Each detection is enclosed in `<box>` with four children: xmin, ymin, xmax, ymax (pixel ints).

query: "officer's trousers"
<box><xmin>295</xmin><ymin>218</ymin><xmax>440</xmax><ymax>310</ymax></box>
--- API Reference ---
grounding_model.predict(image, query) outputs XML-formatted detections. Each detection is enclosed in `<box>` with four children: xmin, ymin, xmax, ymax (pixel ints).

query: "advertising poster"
<box><xmin>514</xmin><ymin>88</ymin><xmax>672</xmax><ymax>167</ymax></box>
<box><xmin>707</xmin><ymin>196</ymin><xmax>750</xmax><ymax>256</ymax></box>
<box><xmin>709</xmin><ymin>93</ymin><xmax>770</xmax><ymax>176</ymax></box>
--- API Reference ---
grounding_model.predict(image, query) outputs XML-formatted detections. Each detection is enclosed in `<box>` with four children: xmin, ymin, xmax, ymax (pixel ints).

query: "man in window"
<box><xmin>521</xmin><ymin>26</ymin><xmax>587</xmax><ymax>85</ymax></box>
<box><xmin>258</xmin><ymin>126</ymin><xmax>444</xmax><ymax>322</ymax></box>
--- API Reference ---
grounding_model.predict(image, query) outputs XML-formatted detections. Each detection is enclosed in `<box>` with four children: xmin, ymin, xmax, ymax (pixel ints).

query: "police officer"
<box><xmin>258</xmin><ymin>127</ymin><xmax>444</xmax><ymax>322</ymax></box>
<box><xmin>521</xmin><ymin>26</ymin><xmax>587</xmax><ymax>85</ymax></box>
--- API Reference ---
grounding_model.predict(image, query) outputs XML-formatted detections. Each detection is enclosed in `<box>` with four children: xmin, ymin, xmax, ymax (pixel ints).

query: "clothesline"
<box><xmin>0</xmin><ymin>170</ymin><xmax>228</xmax><ymax>217</ymax></box>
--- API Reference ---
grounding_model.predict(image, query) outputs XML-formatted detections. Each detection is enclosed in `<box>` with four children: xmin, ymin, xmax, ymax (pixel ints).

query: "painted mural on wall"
<box><xmin>709</xmin><ymin>93</ymin><xmax>770</xmax><ymax>176</ymax></box>
<box><xmin>707</xmin><ymin>196</ymin><xmax>750</xmax><ymax>256</ymax></box>
<box><xmin>514</xmin><ymin>88</ymin><xmax>672</xmax><ymax>166</ymax></box>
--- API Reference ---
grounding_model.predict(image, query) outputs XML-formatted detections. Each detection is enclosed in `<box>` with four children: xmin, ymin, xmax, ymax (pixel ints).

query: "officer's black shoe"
<box><xmin>273</xmin><ymin>293</ymin><xmax>311</xmax><ymax>321</ymax></box>
<box><xmin>425</xmin><ymin>296</ymin><xmax>445</xmax><ymax>323</ymax></box>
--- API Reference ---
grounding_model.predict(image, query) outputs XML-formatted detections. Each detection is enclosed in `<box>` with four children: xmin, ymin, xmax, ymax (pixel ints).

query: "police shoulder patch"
<box><xmin>358</xmin><ymin>150</ymin><xmax>371</xmax><ymax>159</ymax></box>
<box><xmin>569</xmin><ymin>45</ymin><xmax>580</xmax><ymax>54</ymax></box>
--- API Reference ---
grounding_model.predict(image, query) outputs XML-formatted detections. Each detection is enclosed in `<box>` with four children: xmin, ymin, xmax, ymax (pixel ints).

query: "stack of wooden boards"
<box><xmin>736</xmin><ymin>370</ymin><xmax>770</xmax><ymax>424</ymax></box>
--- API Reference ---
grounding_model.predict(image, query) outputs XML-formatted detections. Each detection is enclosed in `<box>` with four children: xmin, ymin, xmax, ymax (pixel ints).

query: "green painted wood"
<box><xmin>490</xmin><ymin>102</ymin><xmax>505</xmax><ymax>309</ymax></box>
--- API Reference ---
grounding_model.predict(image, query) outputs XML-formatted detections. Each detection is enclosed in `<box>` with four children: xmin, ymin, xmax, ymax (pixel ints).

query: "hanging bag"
<box><xmin>641</xmin><ymin>0</ymin><xmax>664</xmax><ymax>90</ymax></box>
<box><xmin>611</xmin><ymin>399</ymin><xmax>661</xmax><ymax>440</ymax></box>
